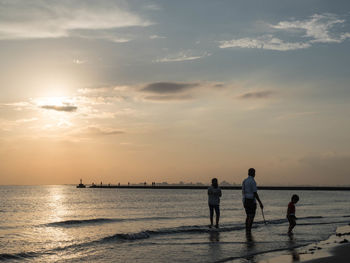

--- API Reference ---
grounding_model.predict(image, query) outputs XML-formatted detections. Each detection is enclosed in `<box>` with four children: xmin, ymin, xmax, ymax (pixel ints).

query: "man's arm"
<box><xmin>254</xmin><ymin>192</ymin><xmax>263</xmax><ymax>209</ymax></box>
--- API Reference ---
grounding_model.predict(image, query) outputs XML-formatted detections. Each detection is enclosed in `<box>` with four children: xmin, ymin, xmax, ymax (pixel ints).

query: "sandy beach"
<box><xmin>303</xmin><ymin>243</ymin><xmax>350</xmax><ymax>263</ymax></box>
<box><xmin>255</xmin><ymin>224</ymin><xmax>350</xmax><ymax>263</ymax></box>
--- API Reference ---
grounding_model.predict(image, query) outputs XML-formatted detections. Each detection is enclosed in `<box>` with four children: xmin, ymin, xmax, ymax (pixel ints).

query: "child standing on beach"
<box><xmin>287</xmin><ymin>194</ymin><xmax>299</xmax><ymax>234</ymax></box>
<box><xmin>208</xmin><ymin>178</ymin><xmax>222</xmax><ymax>228</ymax></box>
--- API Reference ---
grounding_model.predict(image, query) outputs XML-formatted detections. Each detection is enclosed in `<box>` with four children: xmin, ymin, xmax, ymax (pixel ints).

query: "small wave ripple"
<box><xmin>0</xmin><ymin>252</ymin><xmax>39</xmax><ymax>261</ymax></box>
<box><xmin>45</xmin><ymin>215</ymin><xmax>203</xmax><ymax>227</ymax></box>
<box><xmin>3</xmin><ymin>215</ymin><xmax>348</xmax><ymax>261</ymax></box>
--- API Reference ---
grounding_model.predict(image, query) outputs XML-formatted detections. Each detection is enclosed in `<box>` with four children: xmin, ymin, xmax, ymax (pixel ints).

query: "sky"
<box><xmin>1</xmin><ymin>0</ymin><xmax>350</xmax><ymax>185</ymax></box>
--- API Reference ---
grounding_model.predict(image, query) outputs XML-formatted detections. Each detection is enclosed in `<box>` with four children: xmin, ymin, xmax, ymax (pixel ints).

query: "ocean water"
<box><xmin>0</xmin><ymin>186</ymin><xmax>349</xmax><ymax>262</ymax></box>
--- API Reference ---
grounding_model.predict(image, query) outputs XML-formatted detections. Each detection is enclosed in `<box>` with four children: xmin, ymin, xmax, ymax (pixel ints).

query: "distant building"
<box><xmin>221</xmin><ymin>180</ymin><xmax>232</xmax><ymax>186</ymax></box>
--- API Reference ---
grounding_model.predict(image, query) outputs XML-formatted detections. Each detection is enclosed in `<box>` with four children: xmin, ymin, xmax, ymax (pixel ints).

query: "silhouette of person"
<box><xmin>287</xmin><ymin>194</ymin><xmax>299</xmax><ymax>234</ymax></box>
<box><xmin>242</xmin><ymin>168</ymin><xmax>263</xmax><ymax>233</ymax></box>
<box><xmin>208</xmin><ymin>178</ymin><xmax>222</xmax><ymax>228</ymax></box>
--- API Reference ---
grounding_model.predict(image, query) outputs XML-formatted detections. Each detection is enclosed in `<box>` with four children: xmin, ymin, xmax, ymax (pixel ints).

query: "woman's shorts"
<box><xmin>209</xmin><ymin>204</ymin><xmax>220</xmax><ymax>215</ymax></box>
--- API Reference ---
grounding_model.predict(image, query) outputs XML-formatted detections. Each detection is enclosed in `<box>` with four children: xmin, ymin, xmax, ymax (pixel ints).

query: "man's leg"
<box><xmin>246</xmin><ymin>214</ymin><xmax>255</xmax><ymax>232</ymax></box>
<box><xmin>215</xmin><ymin>205</ymin><xmax>220</xmax><ymax>228</ymax></box>
<box><xmin>209</xmin><ymin>205</ymin><xmax>214</xmax><ymax>227</ymax></box>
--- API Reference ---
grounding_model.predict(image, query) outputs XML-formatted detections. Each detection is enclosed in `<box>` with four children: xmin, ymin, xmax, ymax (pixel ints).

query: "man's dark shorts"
<box><xmin>244</xmin><ymin>198</ymin><xmax>257</xmax><ymax>216</ymax></box>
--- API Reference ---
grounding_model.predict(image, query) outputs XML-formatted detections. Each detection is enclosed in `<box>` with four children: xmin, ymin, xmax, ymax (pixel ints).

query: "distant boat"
<box><xmin>76</xmin><ymin>179</ymin><xmax>86</xmax><ymax>188</ymax></box>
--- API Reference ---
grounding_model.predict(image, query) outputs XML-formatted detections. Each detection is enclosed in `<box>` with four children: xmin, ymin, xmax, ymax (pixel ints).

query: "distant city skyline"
<box><xmin>1</xmin><ymin>0</ymin><xmax>350</xmax><ymax>185</ymax></box>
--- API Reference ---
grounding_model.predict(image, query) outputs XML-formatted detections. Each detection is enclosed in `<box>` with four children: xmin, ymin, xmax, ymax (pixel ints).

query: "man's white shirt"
<box><xmin>242</xmin><ymin>176</ymin><xmax>257</xmax><ymax>203</ymax></box>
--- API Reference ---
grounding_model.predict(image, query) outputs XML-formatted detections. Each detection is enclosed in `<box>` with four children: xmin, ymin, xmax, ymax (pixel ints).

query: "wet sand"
<box><xmin>302</xmin><ymin>243</ymin><xmax>350</xmax><ymax>263</ymax></box>
<box><xmin>256</xmin><ymin>225</ymin><xmax>350</xmax><ymax>263</ymax></box>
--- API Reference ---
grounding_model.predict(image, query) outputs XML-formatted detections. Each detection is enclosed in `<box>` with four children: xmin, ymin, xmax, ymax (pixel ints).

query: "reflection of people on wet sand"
<box><xmin>208</xmin><ymin>178</ymin><xmax>222</xmax><ymax>228</ymax></box>
<box><xmin>288</xmin><ymin>234</ymin><xmax>300</xmax><ymax>261</ymax></box>
<box><xmin>287</xmin><ymin>194</ymin><xmax>299</xmax><ymax>234</ymax></box>
<box><xmin>242</xmin><ymin>168</ymin><xmax>263</xmax><ymax>233</ymax></box>
<box><xmin>245</xmin><ymin>231</ymin><xmax>257</xmax><ymax>263</ymax></box>
<box><xmin>208</xmin><ymin>231</ymin><xmax>222</xmax><ymax>262</ymax></box>
<box><xmin>245</xmin><ymin>231</ymin><xmax>255</xmax><ymax>249</ymax></box>
<box><xmin>209</xmin><ymin>231</ymin><xmax>220</xmax><ymax>242</ymax></box>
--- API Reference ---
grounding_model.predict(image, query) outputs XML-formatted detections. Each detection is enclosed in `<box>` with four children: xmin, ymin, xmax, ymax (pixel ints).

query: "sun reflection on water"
<box><xmin>40</xmin><ymin>186</ymin><xmax>74</xmax><ymax>250</ymax></box>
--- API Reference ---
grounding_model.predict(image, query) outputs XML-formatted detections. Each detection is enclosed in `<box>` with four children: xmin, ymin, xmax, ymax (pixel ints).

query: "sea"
<box><xmin>0</xmin><ymin>185</ymin><xmax>350</xmax><ymax>262</ymax></box>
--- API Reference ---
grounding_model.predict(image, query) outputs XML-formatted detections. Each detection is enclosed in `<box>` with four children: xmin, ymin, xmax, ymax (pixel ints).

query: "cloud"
<box><xmin>0</xmin><ymin>101</ymin><xmax>32</xmax><ymax>111</ymax></box>
<box><xmin>80</xmin><ymin>82</ymin><xmax>223</xmax><ymax>103</ymax></box>
<box><xmin>213</xmin><ymin>83</ymin><xmax>225</xmax><ymax>88</ymax></box>
<box><xmin>155</xmin><ymin>51</ymin><xmax>210</xmax><ymax>62</ymax></box>
<box><xmin>40</xmin><ymin>105</ymin><xmax>77</xmax><ymax>112</ymax></box>
<box><xmin>141</xmin><ymin>82</ymin><xmax>199</xmax><ymax>94</ymax></box>
<box><xmin>271</xmin><ymin>13</ymin><xmax>349</xmax><ymax>43</ymax></box>
<box><xmin>219</xmin><ymin>13</ymin><xmax>350</xmax><ymax>51</ymax></box>
<box><xmin>143</xmin><ymin>94</ymin><xmax>194</xmax><ymax>102</ymax></box>
<box><xmin>71</xmin><ymin>29</ymin><xmax>133</xmax><ymax>43</ymax></box>
<box><xmin>73</xmin><ymin>59</ymin><xmax>87</xmax><ymax>65</ymax></box>
<box><xmin>219</xmin><ymin>35</ymin><xmax>311</xmax><ymax>51</ymax></box>
<box><xmin>238</xmin><ymin>90</ymin><xmax>274</xmax><ymax>99</ymax></box>
<box><xmin>83</xmin><ymin>126</ymin><xmax>124</xmax><ymax>136</ymax></box>
<box><xmin>149</xmin><ymin>34</ymin><xmax>166</xmax><ymax>39</ymax></box>
<box><xmin>0</xmin><ymin>1</ymin><xmax>152</xmax><ymax>40</ymax></box>
<box><xmin>15</xmin><ymin>118</ymin><xmax>38</xmax><ymax>123</ymax></box>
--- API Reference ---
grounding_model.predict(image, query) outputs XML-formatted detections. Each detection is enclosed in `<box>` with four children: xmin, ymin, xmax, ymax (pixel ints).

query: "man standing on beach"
<box><xmin>242</xmin><ymin>168</ymin><xmax>263</xmax><ymax>233</ymax></box>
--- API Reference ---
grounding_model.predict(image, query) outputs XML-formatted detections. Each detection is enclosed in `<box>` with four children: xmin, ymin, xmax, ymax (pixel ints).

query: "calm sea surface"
<box><xmin>0</xmin><ymin>186</ymin><xmax>349</xmax><ymax>262</ymax></box>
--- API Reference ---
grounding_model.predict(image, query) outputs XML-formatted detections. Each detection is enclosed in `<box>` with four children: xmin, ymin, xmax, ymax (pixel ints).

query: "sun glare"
<box><xmin>34</xmin><ymin>96</ymin><xmax>77</xmax><ymax>129</ymax></box>
<box><xmin>35</xmin><ymin>96</ymin><xmax>74</xmax><ymax>107</ymax></box>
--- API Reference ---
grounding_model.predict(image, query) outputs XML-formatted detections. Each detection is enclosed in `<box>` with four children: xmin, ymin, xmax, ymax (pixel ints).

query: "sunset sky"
<box><xmin>1</xmin><ymin>0</ymin><xmax>350</xmax><ymax>185</ymax></box>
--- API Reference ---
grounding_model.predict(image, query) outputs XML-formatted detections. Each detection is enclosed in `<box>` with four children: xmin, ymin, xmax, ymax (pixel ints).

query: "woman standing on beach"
<box><xmin>208</xmin><ymin>178</ymin><xmax>222</xmax><ymax>228</ymax></box>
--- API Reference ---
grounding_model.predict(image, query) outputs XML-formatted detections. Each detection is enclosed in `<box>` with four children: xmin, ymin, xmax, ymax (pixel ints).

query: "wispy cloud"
<box><xmin>155</xmin><ymin>51</ymin><xmax>210</xmax><ymax>62</ymax></box>
<box><xmin>71</xmin><ymin>29</ymin><xmax>133</xmax><ymax>43</ymax></box>
<box><xmin>79</xmin><ymin>82</ymin><xmax>224</xmax><ymax>103</ymax></box>
<box><xmin>143</xmin><ymin>94</ymin><xmax>194</xmax><ymax>102</ymax></box>
<box><xmin>219</xmin><ymin>35</ymin><xmax>310</xmax><ymax>51</ymax></box>
<box><xmin>40</xmin><ymin>105</ymin><xmax>77</xmax><ymax>112</ymax></box>
<box><xmin>81</xmin><ymin>126</ymin><xmax>124</xmax><ymax>136</ymax></box>
<box><xmin>0</xmin><ymin>0</ymin><xmax>152</xmax><ymax>40</ymax></box>
<box><xmin>237</xmin><ymin>90</ymin><xmax>274</xmax><ymax>99</ymax></box>
<box><xmin>73</xmin><ymin>59</ymin><xmax>87</xmax><ymax>65</ymax></box>
<box><xmin>271</xmin><ymin>13</ymin><xmax>349</xmax><ymax>43</ymax></box>
<box><xmin>0</xmin><ymin>101</ymin><xmax>33</xmax><ymax>112</ymax></box>
<box><xmin>149</xmin><ymin>34</ymin><xmax>166</xmax><ymax>39</ymax></box>
<box><xmin>15</xmin><ymin>118</ymin><xmax>38</xmax><ymax>123</ymax></box>
<box><xmin>140</xmin><ymin>81</ymin><xmax>227</xmax><ymax>101</ymax></box>
<box><xmin>219</xmin><ymin>13</ymin><xmax>350</xmax><ymax>51</ymax></box>
<box><xmin>141</xmin><ymin>82</ymin><xmax>199</xmax><ymax>94</ymax></box>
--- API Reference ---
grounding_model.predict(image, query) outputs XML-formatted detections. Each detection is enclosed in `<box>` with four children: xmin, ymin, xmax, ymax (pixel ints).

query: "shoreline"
<box><xmin>254</xmin><ymin>224</ymin><xmax>350</xmax><ymax>263</ymax></box>
<box><xmin>302</xmin><ymin>243</ymin><xmax>350</xmax><ymax>263</ymax></box>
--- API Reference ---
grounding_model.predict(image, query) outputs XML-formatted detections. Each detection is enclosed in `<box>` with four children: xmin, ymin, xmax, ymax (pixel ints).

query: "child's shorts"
<box><xmin>287</xmin><ymin>215</ymin><xmax>296</xmax><ymax>224</ymax></box>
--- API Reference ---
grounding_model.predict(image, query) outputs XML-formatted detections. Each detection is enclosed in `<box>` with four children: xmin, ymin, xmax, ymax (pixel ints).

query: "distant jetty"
<box><xmin>78</xmin><ymin>184</ymin><xmax>350</xmax><ymax>191</ymax></box>
<box><xmin>76</xmin><ymin>179</ymin><xmax>86</xmax><ymax>188</ymax></box>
